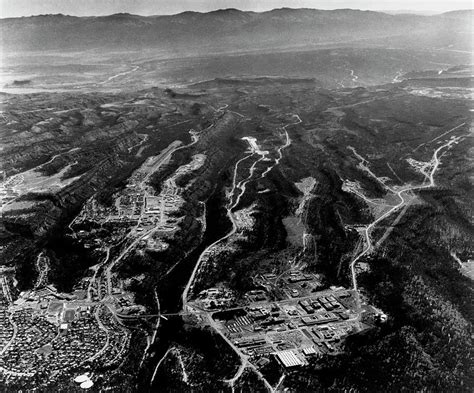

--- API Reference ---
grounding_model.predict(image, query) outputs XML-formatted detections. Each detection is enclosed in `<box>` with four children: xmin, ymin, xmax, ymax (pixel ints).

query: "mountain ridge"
<box><xmin>1</xmin><ymin>8</ymin><xmax>471</xmax><ymax>53</ymax></box>
<box><xmin>1</xmin><ymin>8</ymin><xmax>471</xmax><ymax>20</ymax></box>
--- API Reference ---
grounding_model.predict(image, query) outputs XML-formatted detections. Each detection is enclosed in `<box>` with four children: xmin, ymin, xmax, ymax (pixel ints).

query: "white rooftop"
<box><xmin>275</xmin><ymin>350</ymin><xmax>304</xmax><ymax>368</ymax></box>
<box><xmin>303</xmin><ymin>346</ymin><xmax>317</xmax><ymax>355</ymax></box>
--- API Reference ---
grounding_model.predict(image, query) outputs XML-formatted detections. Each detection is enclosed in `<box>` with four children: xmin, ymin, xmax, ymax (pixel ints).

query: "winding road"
<box><xmin>181</xmin><ymin>151</ymin><xmax>253</xmax><ymax>309</ymax></box>
<box><xmin>260</xmin><ymin>114</ymin><xmax>300</xmax><ymax>179</ymax></box>
<box><xmin>182</xmin><ymin>113</ymin><xmax>302</xmax><ymax>309</ymax></box>
<box><xmin>179</xmin><ymin>112</ymin><xmax>302</xmax><ymax>391</ymax></box>
<box><xmin>349</xmin><ymin>133</ymin><xmax>465</xmax><ymax>310</ymax></box>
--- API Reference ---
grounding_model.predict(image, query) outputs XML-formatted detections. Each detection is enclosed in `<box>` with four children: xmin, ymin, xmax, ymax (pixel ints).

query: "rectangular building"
<box><xmin>275</xmin><ymin>350</ymin><xmax>304</xmax><ymax>369</ymax></box>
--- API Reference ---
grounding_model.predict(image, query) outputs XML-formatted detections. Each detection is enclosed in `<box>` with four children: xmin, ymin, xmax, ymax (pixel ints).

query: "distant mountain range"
<box><xmin>379</xmin><ymin>10</ymin><xmax>461</xmax><ymax>15</ymax></box>
<box><xmin>1</xmin><ymin>8</ymin><xmax>472</xmax><ymax>54</ymax></box>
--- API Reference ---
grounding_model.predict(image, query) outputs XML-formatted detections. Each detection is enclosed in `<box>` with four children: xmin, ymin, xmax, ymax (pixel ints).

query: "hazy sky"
<box><xmin>1</xmin><ymin>0</ymin><xmax>472</xmax><ymax>18</ymax></box>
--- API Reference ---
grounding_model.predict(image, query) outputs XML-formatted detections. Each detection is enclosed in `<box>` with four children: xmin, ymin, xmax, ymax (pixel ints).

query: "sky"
<box><xmin>1</xmin><ymin>0</ymin><xmax>472</xmax><ymax>18</ymax></box>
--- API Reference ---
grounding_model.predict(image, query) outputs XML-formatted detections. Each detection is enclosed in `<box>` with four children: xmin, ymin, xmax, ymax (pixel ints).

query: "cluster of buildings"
<box><xmin>233</xmin><ymin>204</ymin><xmax>257</xmax><ymax>233</ymax></box>
<box><xmin>1</xmin><ymin>146</ymin><xmax>210</xmax><ymax>388</ymax></box>
<box><xmin>254</xmin><ymin>270</ymin><xmax>325</xmax><ymax>300</ymax></box>
<box><xmin>0</xmin><ymin>272</ymin><xmax>130</xmax><ymax>387</ymax></box>
<box><xmin>92</xmin><ymin>305</ymin><xmax>130</xmax><ymax>369</ymax></box>
<box><xmin>245</xmin><ymin>289</ymin><xmax>268</xmax><ymax>303</ymax></box>
<box><xmin>210</xmin><ymin>285</ymin><xmax>375</xmax><ymax>372</ymax></box>
<box><xmin>116</xmin><ymin>191</ymin><xmax>144</xmax><ymax>219</ymax></box>
<box><xmin>0</xmin><ymin>301</ymin><xmax>14</xmax><ymax>350</ymax></box>
<box><xmin>1</xmin><ymin>308</ymin><xmax>57</xmax><ymax>382</ymax></box>
<box><xmin>72</xmin><ymin>151</ymin><xmax>207</xmax><ymax>252</ymax></box>
<box><xmin>299</xmin><ymin>293</ymin><xmax>351</xmax><ymax>314</ymax></box>
<box><xmin>196</xmin><ymin>287</ymin><xmax>236</xmax><ymax>310</ymax></box>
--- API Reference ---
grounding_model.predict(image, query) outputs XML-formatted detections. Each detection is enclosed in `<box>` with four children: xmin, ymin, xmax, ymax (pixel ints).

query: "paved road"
<box><xmin>150</xmin><ymin>347</ymin><xmax>172</xmax><ymax>386</ymax></box>
<box><xmin>349</xmin><ymin>133</ymin><xmax>464</xmax><ymax>310</ymax></box>
<box><xmin>181</xmin><ymin>151</ymin><xmax>252</xmax><ymax>309</ymax></box>
<box><xmin>207</xmin><ymin>314</ymin><xmax>274</xmax><ymax>392</ymax></box>
<box><xmin>260</xmin><ymin>114</ymin><xmax>300</xmax><ymax>178</ymax></box>
<box><xmin>182</xmin><ymin>113</ymin><xmax>302</xmax><ymax>309</ymax></box>
<box><xmin>103</xmin><ymin>129</ymin><xmax>201</xmax><ymax>296</ymax></box>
